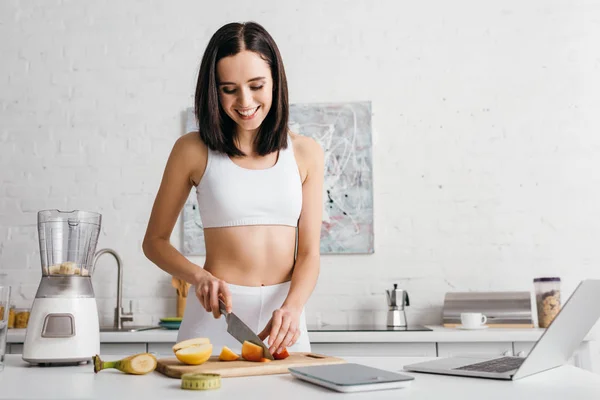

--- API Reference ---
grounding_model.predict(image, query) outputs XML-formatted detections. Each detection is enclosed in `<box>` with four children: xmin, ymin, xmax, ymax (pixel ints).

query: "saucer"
<box><xmin>159</xmin><ymin>321</ymin><xmax>181</xmax><ymax>330</ymax></box>
<box><xmin>457</xmin><ymin>325</ymin><xmax>489</xmax><ymax>330</ymax></box>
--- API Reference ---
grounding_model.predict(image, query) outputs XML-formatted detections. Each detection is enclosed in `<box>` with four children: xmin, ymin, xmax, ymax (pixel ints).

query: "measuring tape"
<box><xmin>181</xmin><ymin>373</ymin><xmax>221</xmax><ymax>390</ymax></box>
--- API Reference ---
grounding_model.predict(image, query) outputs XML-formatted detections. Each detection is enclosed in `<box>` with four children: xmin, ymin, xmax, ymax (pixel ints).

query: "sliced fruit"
<box><xmin>259</xmin><ymin>358</ymin><xmax>272</xmax><ymax>363</ymax></box>
<box><xmin>241</xmin><ymin>341</ymin><xmax>264</xmax><ymax>362</ymax></box>
<box><xmin>218</xmin><ymin>346</ymin><xmax>240</xmax><ymax>361</ymax></box>
<box><xmin>273</xmin><ymin>348</ymin><xmax>290</xmax><ymax>360</ymax></box>
<box><xmin>172</xmin><ymin>337</ymin><xmax>211</xmax><ymax>353</ymax></box>
<box><xmin>175</xmin><ymin>343</ymin><xmax>213</xmax><ymax>365</ymax></box>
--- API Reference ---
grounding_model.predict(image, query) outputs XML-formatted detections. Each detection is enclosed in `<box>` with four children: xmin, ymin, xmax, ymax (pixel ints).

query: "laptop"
<box><xmin>404</xmin><ymin>279</ymin><xmax>600</xmax><ymax>380</ymax></box>
<box><xmin>289</xmin><ymin>363</ymin><xmax>414</xmax><ymax>392</ymax></box>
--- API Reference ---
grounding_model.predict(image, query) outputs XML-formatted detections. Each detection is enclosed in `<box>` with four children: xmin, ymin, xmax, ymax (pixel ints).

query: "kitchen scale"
<box><xmin>22</xmin><ymin>210</ymin><xmax>102</xmax><ymax>365</ymax></box>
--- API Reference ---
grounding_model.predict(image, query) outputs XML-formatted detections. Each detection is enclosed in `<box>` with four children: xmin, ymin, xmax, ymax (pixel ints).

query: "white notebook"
<box><xmin>289</xmin><ymin>363</ymin><xmax>414</xmax><ymax>393</ymax></box>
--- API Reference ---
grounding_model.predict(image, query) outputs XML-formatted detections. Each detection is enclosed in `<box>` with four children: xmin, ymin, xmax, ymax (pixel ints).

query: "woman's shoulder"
<box><xmin>289</xmin><ymin>131</ymin><xmax>324</xmax><ymax>163</ymax></box>
<box><xmin>172</xmin><ymin>132</ymin><xmax>209</xmax><ymax>185</ymax></box>
<box><xmin>172</xmin><ymin>131</ymin><xmax>208</xmax><ymax>157</ymax></box>
<box><xmin>177</xmin><ymin>131</ymin><xmax>206</xmax><ymax>148</ymax></box>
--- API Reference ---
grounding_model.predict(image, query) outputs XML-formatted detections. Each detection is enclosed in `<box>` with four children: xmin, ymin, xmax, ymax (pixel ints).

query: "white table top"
<box><xmin>8</xmin><ymin>325</ymin><xmax>595</xmax><ymax>343</ymax></box>
<box><xmin>0</xmin><ymin>355</ymin><xmax>599</xmax><ymax>399</ymax></box>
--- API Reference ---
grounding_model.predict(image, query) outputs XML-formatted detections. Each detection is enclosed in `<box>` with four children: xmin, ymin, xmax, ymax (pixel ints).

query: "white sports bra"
<box><xmin>195</xmin><ymin>135</ymin><xmax>303</xmax><ymax>228</ymax></box>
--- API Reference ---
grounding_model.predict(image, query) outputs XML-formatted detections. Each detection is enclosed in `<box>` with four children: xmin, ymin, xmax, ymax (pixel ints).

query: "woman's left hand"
<box><xmin>258</xmin><ymin>305</ymin><xmax>303</xmax><ymax>354</ymax></box>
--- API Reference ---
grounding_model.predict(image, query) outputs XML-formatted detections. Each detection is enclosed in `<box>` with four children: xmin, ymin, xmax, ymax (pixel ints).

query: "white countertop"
<box><xmin>0</xmin><ymin>354</ymin><xmax>599</xmax><ymax>399</ymax></box>
<box><xmin>7</xmin><ymin>325</ymin><xmax>597</xmax><ymax>344</ymax></box>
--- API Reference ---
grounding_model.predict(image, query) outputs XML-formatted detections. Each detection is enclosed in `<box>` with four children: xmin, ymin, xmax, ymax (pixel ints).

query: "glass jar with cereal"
<box><xmin>534</xmin><ymin>277</ymin><xmax>561</xmax><ymax>328</ymax></box>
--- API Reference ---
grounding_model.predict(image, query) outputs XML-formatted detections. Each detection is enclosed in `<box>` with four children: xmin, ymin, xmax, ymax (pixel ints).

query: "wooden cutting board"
<box><xmin>156</xmin><ymin>352</ymin><xmax>346</xmax><ymax>379</ymax></box>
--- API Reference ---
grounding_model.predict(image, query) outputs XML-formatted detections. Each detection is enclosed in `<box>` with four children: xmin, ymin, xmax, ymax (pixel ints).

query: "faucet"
<box><xmin>93</xmin><ymin>248</ymin><xmax>134</xmax><ymax>330</ymax></box>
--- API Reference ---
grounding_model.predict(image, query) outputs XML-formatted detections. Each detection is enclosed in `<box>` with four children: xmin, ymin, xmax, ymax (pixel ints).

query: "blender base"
<box><xmin>22</xmin><ymin>297</ymin><xmax>100</xmax><ymax>365</ymax></box>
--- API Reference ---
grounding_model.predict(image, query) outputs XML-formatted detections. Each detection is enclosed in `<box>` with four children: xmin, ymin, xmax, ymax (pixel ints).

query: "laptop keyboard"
<box><xmin>454</xmin><ymin>357</ymin><xmax>525</xmax><ymax>373</ymax></box>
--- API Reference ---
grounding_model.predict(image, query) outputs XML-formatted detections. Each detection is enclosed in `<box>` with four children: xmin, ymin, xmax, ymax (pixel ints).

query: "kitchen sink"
<box><xmin>99</xmin><ymin>325</ymin><xmax>161</xmax><ymax>332</ymax></box>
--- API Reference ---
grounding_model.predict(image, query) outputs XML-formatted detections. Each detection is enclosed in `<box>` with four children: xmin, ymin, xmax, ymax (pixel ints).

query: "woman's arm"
<box><xmin>283</xmin><ymin>137</ymin><xmax>325</xmax><ymax>310</ymax></box>
<box><xmin>259</xmin><ymin>136</ymin><xmax>324</xmax><ymax>353</ymax></box>
<box><xmin>142</xmin><ymin>133</ymin><xmax>232</xmax><ymax>316</ymax></box>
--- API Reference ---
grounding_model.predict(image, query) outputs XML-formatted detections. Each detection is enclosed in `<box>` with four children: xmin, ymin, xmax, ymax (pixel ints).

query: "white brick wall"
<box><xmin>1</xmin><ymin>0</ymin><xmax>600</xmax><ymax>350</ymax></box>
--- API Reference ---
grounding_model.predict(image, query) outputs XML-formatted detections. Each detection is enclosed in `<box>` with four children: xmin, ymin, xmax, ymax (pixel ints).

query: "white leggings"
<box><xmin>177</xmin><ymin>280</ymin><xmax>311</xmax><ymax>355</ymax></box>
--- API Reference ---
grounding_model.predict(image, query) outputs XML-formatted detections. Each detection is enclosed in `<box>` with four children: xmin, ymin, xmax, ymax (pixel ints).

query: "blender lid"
<box><xmin>38</xmin><ymin>209</ymin><xmax>102</xmax><ymax>224</ymax></box>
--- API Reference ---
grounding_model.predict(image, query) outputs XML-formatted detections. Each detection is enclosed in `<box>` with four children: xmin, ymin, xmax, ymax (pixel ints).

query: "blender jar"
<box><xmin>533</xmin><ymin>277</ymin><xmax>561</xmax><ymax>328</ymax></box>
<box><xmin>38</xmin><ymin>210</ymin><xmax>102</xmax><ymax>277</ymax></box>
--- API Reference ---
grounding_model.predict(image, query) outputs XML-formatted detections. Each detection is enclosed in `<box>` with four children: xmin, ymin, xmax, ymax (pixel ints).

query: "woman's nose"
<box><xmin>237</xmin><ymin>87</ymin><xmax>252</xmax><ymax>106</ymax></box>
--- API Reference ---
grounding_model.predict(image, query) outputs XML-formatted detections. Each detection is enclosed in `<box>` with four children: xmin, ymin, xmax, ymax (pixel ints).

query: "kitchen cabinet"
<box><xmin>147</xmin><ymin>343</ymin><xmax>177</xmax><ymax>354</ymax></box>
<box><xmin>101</xmin><ymin>343</ymin><xmax>146</xmax><ymax>354</ymax></box>
<box><xmin>512</xmin><ymin>341</ymin><xmax>579</xmax><ymax>367</ymax></box>
<box><xmin>6</xmin><ymin>326</ymin><xmax>597</xmax><ymax>372</ymax></box>
<box><xmin>8</xmin><ymin>343</ymin><xmax>146</xmax><ymax>356</ymax></box>
<box><xmin>513</xmin><ymin>341</ymin><xmax>536</xmax><ymax>357</ymax></box>
<box><xmin>311</xmin><ymin>342</ymin><xmax>436</xmax><ymax>357</ymax></box>
<box><xmin>437</xmin><ymin>342</ymin><xmax>513</xmax><ymax>357</ymax></box>
<box><xmin>9</xmin><ymin>344</ymin><xmax>22</xmax><ymax>354</ymax></box>
<box><xmin>9</xmin><ymin>340</ymin><xmax>588</xmax><ymax>372</ymax></box>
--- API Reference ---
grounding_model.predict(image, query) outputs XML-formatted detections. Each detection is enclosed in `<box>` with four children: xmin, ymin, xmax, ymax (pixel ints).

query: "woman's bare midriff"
<box><xmin>202</xmin><ymin>225</ymin><xmax>297</xmax><ymax>287</ymax></box>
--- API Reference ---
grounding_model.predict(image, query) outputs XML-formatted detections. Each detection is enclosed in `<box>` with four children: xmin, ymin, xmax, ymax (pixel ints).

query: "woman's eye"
<box><xmin>250</xmin><ymin>85</ymin><xmax>264</xmax><ymax>91</ymax></box>
<box><xmin>222</xmin><ymin>88</ymin><xmax>236</xmax><ymax>94</ymax></box>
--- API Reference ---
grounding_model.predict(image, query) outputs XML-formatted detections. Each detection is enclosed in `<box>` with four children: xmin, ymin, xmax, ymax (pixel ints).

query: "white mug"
<box><xmin>460</xmin><ymin>312</ymin><xmax>487</xmax><ymax>329</ymax></box>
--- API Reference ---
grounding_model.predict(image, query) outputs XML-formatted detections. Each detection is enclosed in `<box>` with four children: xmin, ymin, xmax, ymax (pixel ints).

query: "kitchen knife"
<box><xmin>218</xmin><ymin>299</ymin><xmax>274</xmax><ymax>360</ymax></box>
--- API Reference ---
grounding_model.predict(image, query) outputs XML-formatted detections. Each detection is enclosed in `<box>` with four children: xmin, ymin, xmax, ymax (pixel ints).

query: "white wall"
<box><xmin>1</xmin><ymin>0</ymin><xmax>599</xmax><ymax>336</ymax></box>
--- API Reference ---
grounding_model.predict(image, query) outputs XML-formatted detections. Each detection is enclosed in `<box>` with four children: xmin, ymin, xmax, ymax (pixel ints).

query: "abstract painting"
<box><xmin>182</xmin><ymin>102</ymin><xmax>374</xmax><ymax>255</ymax></box>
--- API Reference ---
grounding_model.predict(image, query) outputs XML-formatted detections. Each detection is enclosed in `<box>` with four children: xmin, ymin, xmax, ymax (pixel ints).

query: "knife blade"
<box><xmin>218</xmin><ymin>299</ymin><xmax>274</xmax><ymax>360</ymax></box>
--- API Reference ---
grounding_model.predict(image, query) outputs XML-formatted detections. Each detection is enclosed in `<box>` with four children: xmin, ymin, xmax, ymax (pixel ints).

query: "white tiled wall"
<box><xmin>1</xmin><ymin>0</ymin><xmax>599</xmax><ymax>352</ymax></box>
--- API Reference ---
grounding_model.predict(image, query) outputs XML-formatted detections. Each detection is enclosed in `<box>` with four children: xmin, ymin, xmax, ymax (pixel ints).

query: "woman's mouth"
<box><xmin>235</xmin><ymin>106</ymin><xmax>260</xmax><ymax>120</ymax></box>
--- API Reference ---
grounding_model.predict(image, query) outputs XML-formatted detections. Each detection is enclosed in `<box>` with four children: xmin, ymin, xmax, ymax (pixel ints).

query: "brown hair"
<box><xmin>194</xmin><ymin>22</ymin><xmax>289</xmax><ymax>156</ymax></box>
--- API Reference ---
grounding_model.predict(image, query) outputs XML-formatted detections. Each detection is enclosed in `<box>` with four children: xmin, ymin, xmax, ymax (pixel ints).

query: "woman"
<box><xmin>143</xmin><ymin>21</ymin><xmax>324</xmax><ymax>356</ymax></box>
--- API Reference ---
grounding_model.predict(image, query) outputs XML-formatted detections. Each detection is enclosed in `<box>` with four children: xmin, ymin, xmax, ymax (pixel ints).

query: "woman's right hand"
<box><xmin>194</xmin><ymin>271</ymin><xmax>232</xmax><ymax>319</ymax></box>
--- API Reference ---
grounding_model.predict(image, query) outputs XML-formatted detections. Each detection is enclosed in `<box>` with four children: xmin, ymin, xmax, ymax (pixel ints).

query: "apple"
<box><xmin>273</xmin><ymin>347</ymin><xmax>290</xmax><ymax>360</ymax></box>
<box><xmin>241</xmin><ymin>341</ymin><xmax>264</xmax><ymax>362</ymax></box>
<box><xmin>219</xmin><ymin>346</ymin><xmax>240</xmax><ymax>361</ymax></box>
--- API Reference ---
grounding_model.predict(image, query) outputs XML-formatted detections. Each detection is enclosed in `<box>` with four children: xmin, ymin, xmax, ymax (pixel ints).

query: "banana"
<box><xmin>93</xmin><ymin>353</ymin><xmax>157</xmax><ymax>375</ymax></box>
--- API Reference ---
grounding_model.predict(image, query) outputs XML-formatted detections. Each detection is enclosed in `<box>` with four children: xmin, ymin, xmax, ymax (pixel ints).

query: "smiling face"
<box><xmin>217</xmin><ymin>50</ymin><xmax>274</xmax><ymax>137</ymax></box>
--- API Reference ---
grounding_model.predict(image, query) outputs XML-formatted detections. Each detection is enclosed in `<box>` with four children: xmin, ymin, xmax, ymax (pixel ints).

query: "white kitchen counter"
<box><xmin>8</xmin><ymin>325</ymin><xmax>596</xmax><ymax>343</ymax></box>
<box><xmin>0</xmin><ymin>354</ymin><xmax>599</xmax><ymax>399</ymax></box>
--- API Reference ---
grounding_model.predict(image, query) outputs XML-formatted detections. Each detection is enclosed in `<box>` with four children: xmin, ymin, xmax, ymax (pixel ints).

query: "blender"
<box><xmin>22</xmin><ymin>210</ymin><xmax>102</xmax><ymax>364</ymax></box>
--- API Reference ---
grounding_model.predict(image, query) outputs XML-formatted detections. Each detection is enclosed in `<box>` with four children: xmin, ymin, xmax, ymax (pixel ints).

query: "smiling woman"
<box><xmin>195</xmin><ymin>22</ymin><xmax>289</xmax><ymax>158</ymax></box>
<box><xmin>217</xmin><ymin>53</ymin><xmax>272</xmax><ymax>135</ymax></box>
<box><xmin>143</xmin><ymin>22</ymin><xmax>324</xmax><ymax>357</ymax></box>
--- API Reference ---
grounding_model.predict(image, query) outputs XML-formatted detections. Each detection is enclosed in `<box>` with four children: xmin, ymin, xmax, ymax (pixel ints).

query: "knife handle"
<box><xmin>218</xmin><ymin>298</ymin><xmax>228</xmax><ymax>316</ymax></box>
